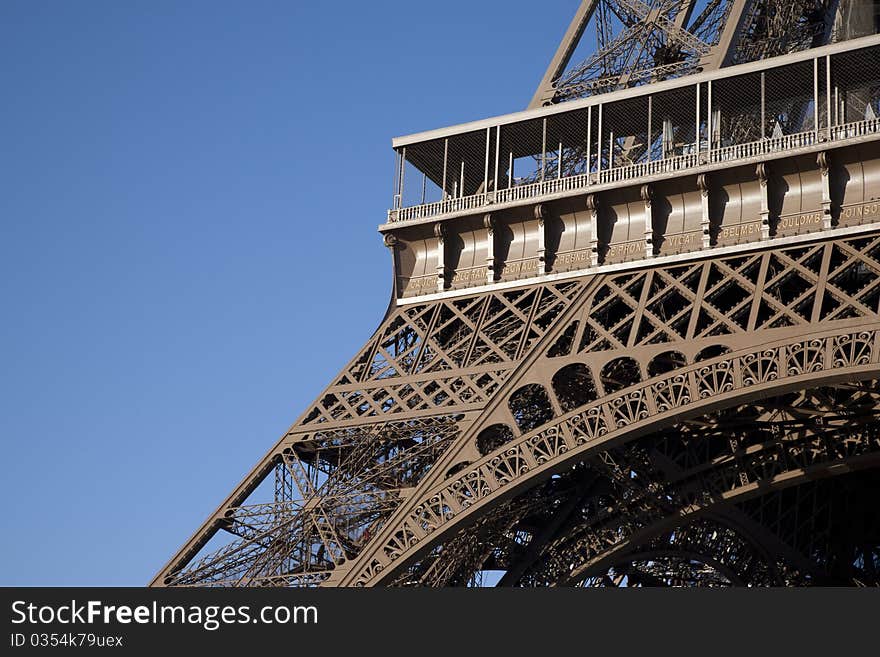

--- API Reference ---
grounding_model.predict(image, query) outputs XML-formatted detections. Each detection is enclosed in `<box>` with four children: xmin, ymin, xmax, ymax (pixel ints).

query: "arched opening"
<box><xmin>552</xmin><ymin>363</ymin><xmax>598</xmax><ymax>412</ymax></box>
<box><xmin>599</xmin><ymin>357</ymin><xmax>642</xmax><ymax>394</ymax></box>
<box><xmin>475</xmin><ymin>424</ymin><xmax>515</xmax><ymax>457</ymax></box>
<box><xmin>508</xmin><ymin>384</ymin><xmax>554</xmax><ymax>433</ymax></box>
<box><xmin>647</xmin><ymin>350</ymin><xmax>688</xmax><ymax>377</ymax></box>
<box><xmin>694</xmin><ymin>344</ymin><xmax>732</xmax><ymax>362</ymax></box>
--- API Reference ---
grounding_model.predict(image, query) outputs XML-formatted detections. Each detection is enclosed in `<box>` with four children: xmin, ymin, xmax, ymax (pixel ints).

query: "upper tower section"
<box><xmin>382</xmin><ymin>2</ymin><xmax>880</xmax><ymax>301</ymax></box>
<box><xmin>529</xmin><ymin>0</ymin><xmax>876</xmax><ymax>109</ymax></box>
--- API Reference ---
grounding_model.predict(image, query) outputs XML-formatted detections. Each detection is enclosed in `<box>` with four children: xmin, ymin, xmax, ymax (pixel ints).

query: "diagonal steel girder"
<box><xmin>529</xmin><ymin>0</ymin><xmax>752</xmax><ymax>107</ymax></box>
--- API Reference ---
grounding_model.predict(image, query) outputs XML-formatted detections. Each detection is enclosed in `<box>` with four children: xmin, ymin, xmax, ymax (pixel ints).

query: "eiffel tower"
<box><xmin>153</xmin><ymin>1</ymin><xmax>880</xmax><ymax>587</ymax></box>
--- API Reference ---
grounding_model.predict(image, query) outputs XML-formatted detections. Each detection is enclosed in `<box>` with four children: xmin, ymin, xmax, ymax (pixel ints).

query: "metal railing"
<box><xmin>389</xmin><ymin>192</ymin><xmax>489</xmax><ymax>222</ymax></box>
<box><xmin>831</xmin><ymin>116</ymin><xmax>880</xmax><ymax>140</ymax></box>
<box><xmin>387</xmin><ymin>117</ymin><xmax>880</xmax><ymax>224</ymax></box>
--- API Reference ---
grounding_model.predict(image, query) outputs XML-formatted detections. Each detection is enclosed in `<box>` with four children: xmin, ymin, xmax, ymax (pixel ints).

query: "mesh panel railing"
<box><xmin>830</xmin><ymin>45</ymin><xmax>880</xmax><ymax>137</ymax></box>
<box><xmin>499</xmin><ymin>117</ymin><xmax>545</xmax><ymax>188</ymax></box>
<box><xmin>393</xmin><ymin>129</ymin><xmax>488</xmax><ymax>221</ymax></box>
<box><xmin>713</xmin><ymin>69</ymin><xmax>762</xmax><ymax>148</ymax></box>
<box><xmin>492</xmin><ymin>108</ymin><xmax>595</xmax><ymax>205</ymax></box>
<box><xmin>546</xmin><ymin>107</ymin><xmax>592</xmax><ymax>180</ymax></box>
<box><xmin>397</xmin><ymin>138</ymin><xmax>445</xmax><ymax>210</ymax></box>
<box><xmin>604</xmin><ymin>94</ymin><xmax>651</xmax><ymax>170</ymax></box>
<box><xmin>765</xmin><ymin>60</ymin><xmax>815</xmax><ymax>137</ymax></box>
<box><xmin>595</xmin><ymin>83</ymin><xmax>700</xmax><ymax>184</ymax></box>
<box><xmin>389</xmin><ymin>44</ymin><xmax>880</xmax><ymax>223</ymax></box>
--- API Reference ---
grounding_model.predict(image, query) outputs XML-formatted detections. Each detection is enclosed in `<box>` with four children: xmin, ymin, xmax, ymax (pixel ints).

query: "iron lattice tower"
<box><xmin>153</xmin><ymin>1</ymin><xmax>880</xmax><ymax>587</ymax></box>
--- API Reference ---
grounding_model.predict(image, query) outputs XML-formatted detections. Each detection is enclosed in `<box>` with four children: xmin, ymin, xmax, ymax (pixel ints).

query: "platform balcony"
<box><xmin>386</xmin><ymin>35</ymin><xmax>880</xmax><ymax>227</ymax></box>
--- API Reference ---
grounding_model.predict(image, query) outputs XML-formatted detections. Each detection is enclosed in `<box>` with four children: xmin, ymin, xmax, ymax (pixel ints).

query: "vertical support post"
<box><xmin>813</xmin><ymin>57</ymin><xmax>820</xmax><ymax>140</ymax></box>
<box><xmin>421</xmin><ymin>172</ymin><xmax>426</xmax><ymax>205</ymax></box>
<box><xmin>706</xmin><ymin>81</ymin><xmax>712</xmax><ymax>156</ymax></box>
<box><xmin>484</xmin><ymin>127</ymin><xmax>491</xmax><ymax>197</ymax></box>
<box><xmin>818</xmin><ymin>152</ymin><xmax>833</xmax><ymax>230</ymax></box>
<box><xmin>442</xmin><ymin>138</ymin><xmax>449</xmax><ymax>200</ymax></box>
<box><xmin>698</xmin><ymin>174</ymin><xmax>711</xmax><ymax>249</ymax></box>
<box><xmin>586</xmin><ymin>105</ymin><xmax>593</xmax><ymax>179</ymax></box>
<box><xmin>647</xmin><ymin>95</ymin><xmax>652</xmax><ymax>163</ymax></box>
<box><xmin>558</xmin><ymin>141</ymin><xmax>563</xmax><ymax>179</ymax></box>
<box><xmin>393</xmin><ymin>149</ymin><xmax>402</xmax><ymax>209</ymax></box>
<box><xmin>609</xmin><ymin>131</ymin><xmax>614</xmax><ymax>170</ymax></box>
<box><xmin>587</xmin><ymin>194</ymin><xmax>600</xmax><ymax>267</ymax></box>
<box><xmin>597</xmin><ymin>103</ymin><xmax>603</xmax><ymax>175</ymax></box>
<box><xmin>695</xmin><ymin>82</ymin><xmax>701</xmax><ymax>157</ymax></box>
<box><xmin>757</xmin><ymin>163</ymin><xmax>770</xmax><ymax>240</ymax></box>
<box><xmin>541</xmin><ymin>118</ymin><xmax>548</xmax><ymax>182</ymax></box>
<box><xmin>662</xmin><ymin>117</ymin><xmax>669</xmax><ymax>160</ymax></box>
<box><xmin>508</xmin><ymin>151</ymin><xmax>514</xmax><ymax>189</ymax></box>
<box><xmin>484</xmin><ymin>214</ymin><xmax>496</xmax><ymax>284</ymax></box>
<box><xmin>434</xmin><ymin>223</ymin><xmax>447</xmax><ymax>292</ymax></box>
<box><xmin>641</xmin><ymin>184</ymin><xmax>654</xmax><ymax>257</ymax></box>
<box><xmin>760</xmin><ymin>72</ymin><xmax>766</xmax><ymax>140</ymax></box>
<box><xmin>826</xmin><ymin>54</ymin><xmax>832</xmax><ymax>139</ymax></box>
<box><xmin>400</xmin><ymin>147</ymin><xmax>407</xmax><ymax>206</ymax></box>
<box><xmin>835</xmin><ymin>86</ymin><xmax>840</xmax><ymax>126</ymax></box>
<box><xmin>535</xmin><ymin>204</ymin><xmax>546</xmax><ymax>275</ymax></box>
<box><xmin>494</xmin><ymin>125</ymin><xmax>501</xmax><ymax>199</ymax></box>
<box><xmin>460</xmin><ymin>161</ymin><xmax>465</xmax><ymax>199</ymax></box>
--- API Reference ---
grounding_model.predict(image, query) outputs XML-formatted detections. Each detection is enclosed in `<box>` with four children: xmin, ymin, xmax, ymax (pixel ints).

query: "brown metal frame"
<box><xmin>152</xmin><ymin>1</ymin><xmax>880</xmax><ymax>588</ymax></box>
<box><xmin>529</xmin><ymin>0</ymin><xmax>838</xmax><ymax>108</ymax></box>
<box><xmin>153</xmin><ymin>226</ymin><xmax>880</xmax><ymax>587</ymax></box>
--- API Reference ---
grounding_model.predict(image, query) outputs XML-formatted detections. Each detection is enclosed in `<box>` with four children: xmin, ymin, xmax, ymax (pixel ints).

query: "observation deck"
<box><xmin>381</xmin><ymin>35</ymin><xmax>880</xmax><ymax>301</ymax></box>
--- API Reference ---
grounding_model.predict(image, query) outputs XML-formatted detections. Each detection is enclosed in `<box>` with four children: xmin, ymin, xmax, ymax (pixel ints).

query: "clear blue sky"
<box><xmin>0</xmin><ymin>0</ymin><xmax>577</xmax><ymax>586</ymax></box>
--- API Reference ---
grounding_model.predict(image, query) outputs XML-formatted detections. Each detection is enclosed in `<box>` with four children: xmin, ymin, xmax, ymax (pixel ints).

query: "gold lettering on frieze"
<box><xmin>661</xmin><ymin>232</ymin><xmax>700</xmax><ymax>249</ymax></box>
<box><xmin>778</xmin><ymin>212</ymin><xmax>821</xmax><ymax>230</ymax></box>
<box><xmin>719</xmin><ymin>222</ymin><xmax>761</xmax><ymax>240</ymax></box>
<box><xmin>554</xmin><ymin>251</ymin><xmax>590</xmax><ymax>267</ymax></box>
<box><xmin>403</xmin><ymin>276</ymin><xmax>437</xmax><ymax>292</ymax></box>
<box><xmin>502</xmin><ymin>259</ymin><xmax>539</xmax><ymax>276</ymax></box>
<box><xmin>606</xmin><ymin>241</ymin><xmax>645</xmax><ymax>258</ymax></box>
<box><xmin>450</xmin><ymin>268</ymin><xmax>486</xmax><ymax>285</ymax></box>
<box><xmin>841</xmin><ymin>202</ymin><xmax>880</xmax><ymax>221</ymax></box>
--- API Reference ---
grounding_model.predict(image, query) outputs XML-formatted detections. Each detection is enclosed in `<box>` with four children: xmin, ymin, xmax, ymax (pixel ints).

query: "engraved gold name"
<box><xmin>720</xmin><ymin>222</ymin><xmax>761</xmax><ymax>239</ymax></box>
<box><xmin>403</xmin><ymin>276</ymin><xmax>437</xmax><ymax>291</ymax></box>
<box><xmin>662</xmin><ymin>232</ymin><xmax>699</xmax><ymax>248</ymax></box>
<box><xmin>779</xmin><ymin>212</ymin><xmax>821</xmax><ymax>229</ymax></box>
<box><xmin>503</xmin><ymin>259</ymin><xmax>539</xmax><ymax>275</ymax></box>
<box><xmin>450</xmin><ymin>268</ymin><xmax>486</xmax><ymax>284</ymax></box>
<box><xmin>555</xmin><ymin>251</ymin><xmax>590</xmax><ymax>266</ymax></box>
<box><xmin>842</xmin><ymin>202</ymin><xmax>880</xmax><ymax>220</ymax></box>
<box><xmin>607</xmin><ymin>241</ymin><xmax>645</xmax><ymax>257</ymax></box>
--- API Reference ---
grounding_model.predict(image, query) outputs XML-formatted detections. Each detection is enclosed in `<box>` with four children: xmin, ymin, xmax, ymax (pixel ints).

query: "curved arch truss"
<box><xmin>385</xmin><ymin>385</ymin><xmax>880</xmax><ymax>587</ymax></box>
<box><xmin>154</xmin><ymin>229</ymin><xmax>880</xmax><ymax>588</ymax></box>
